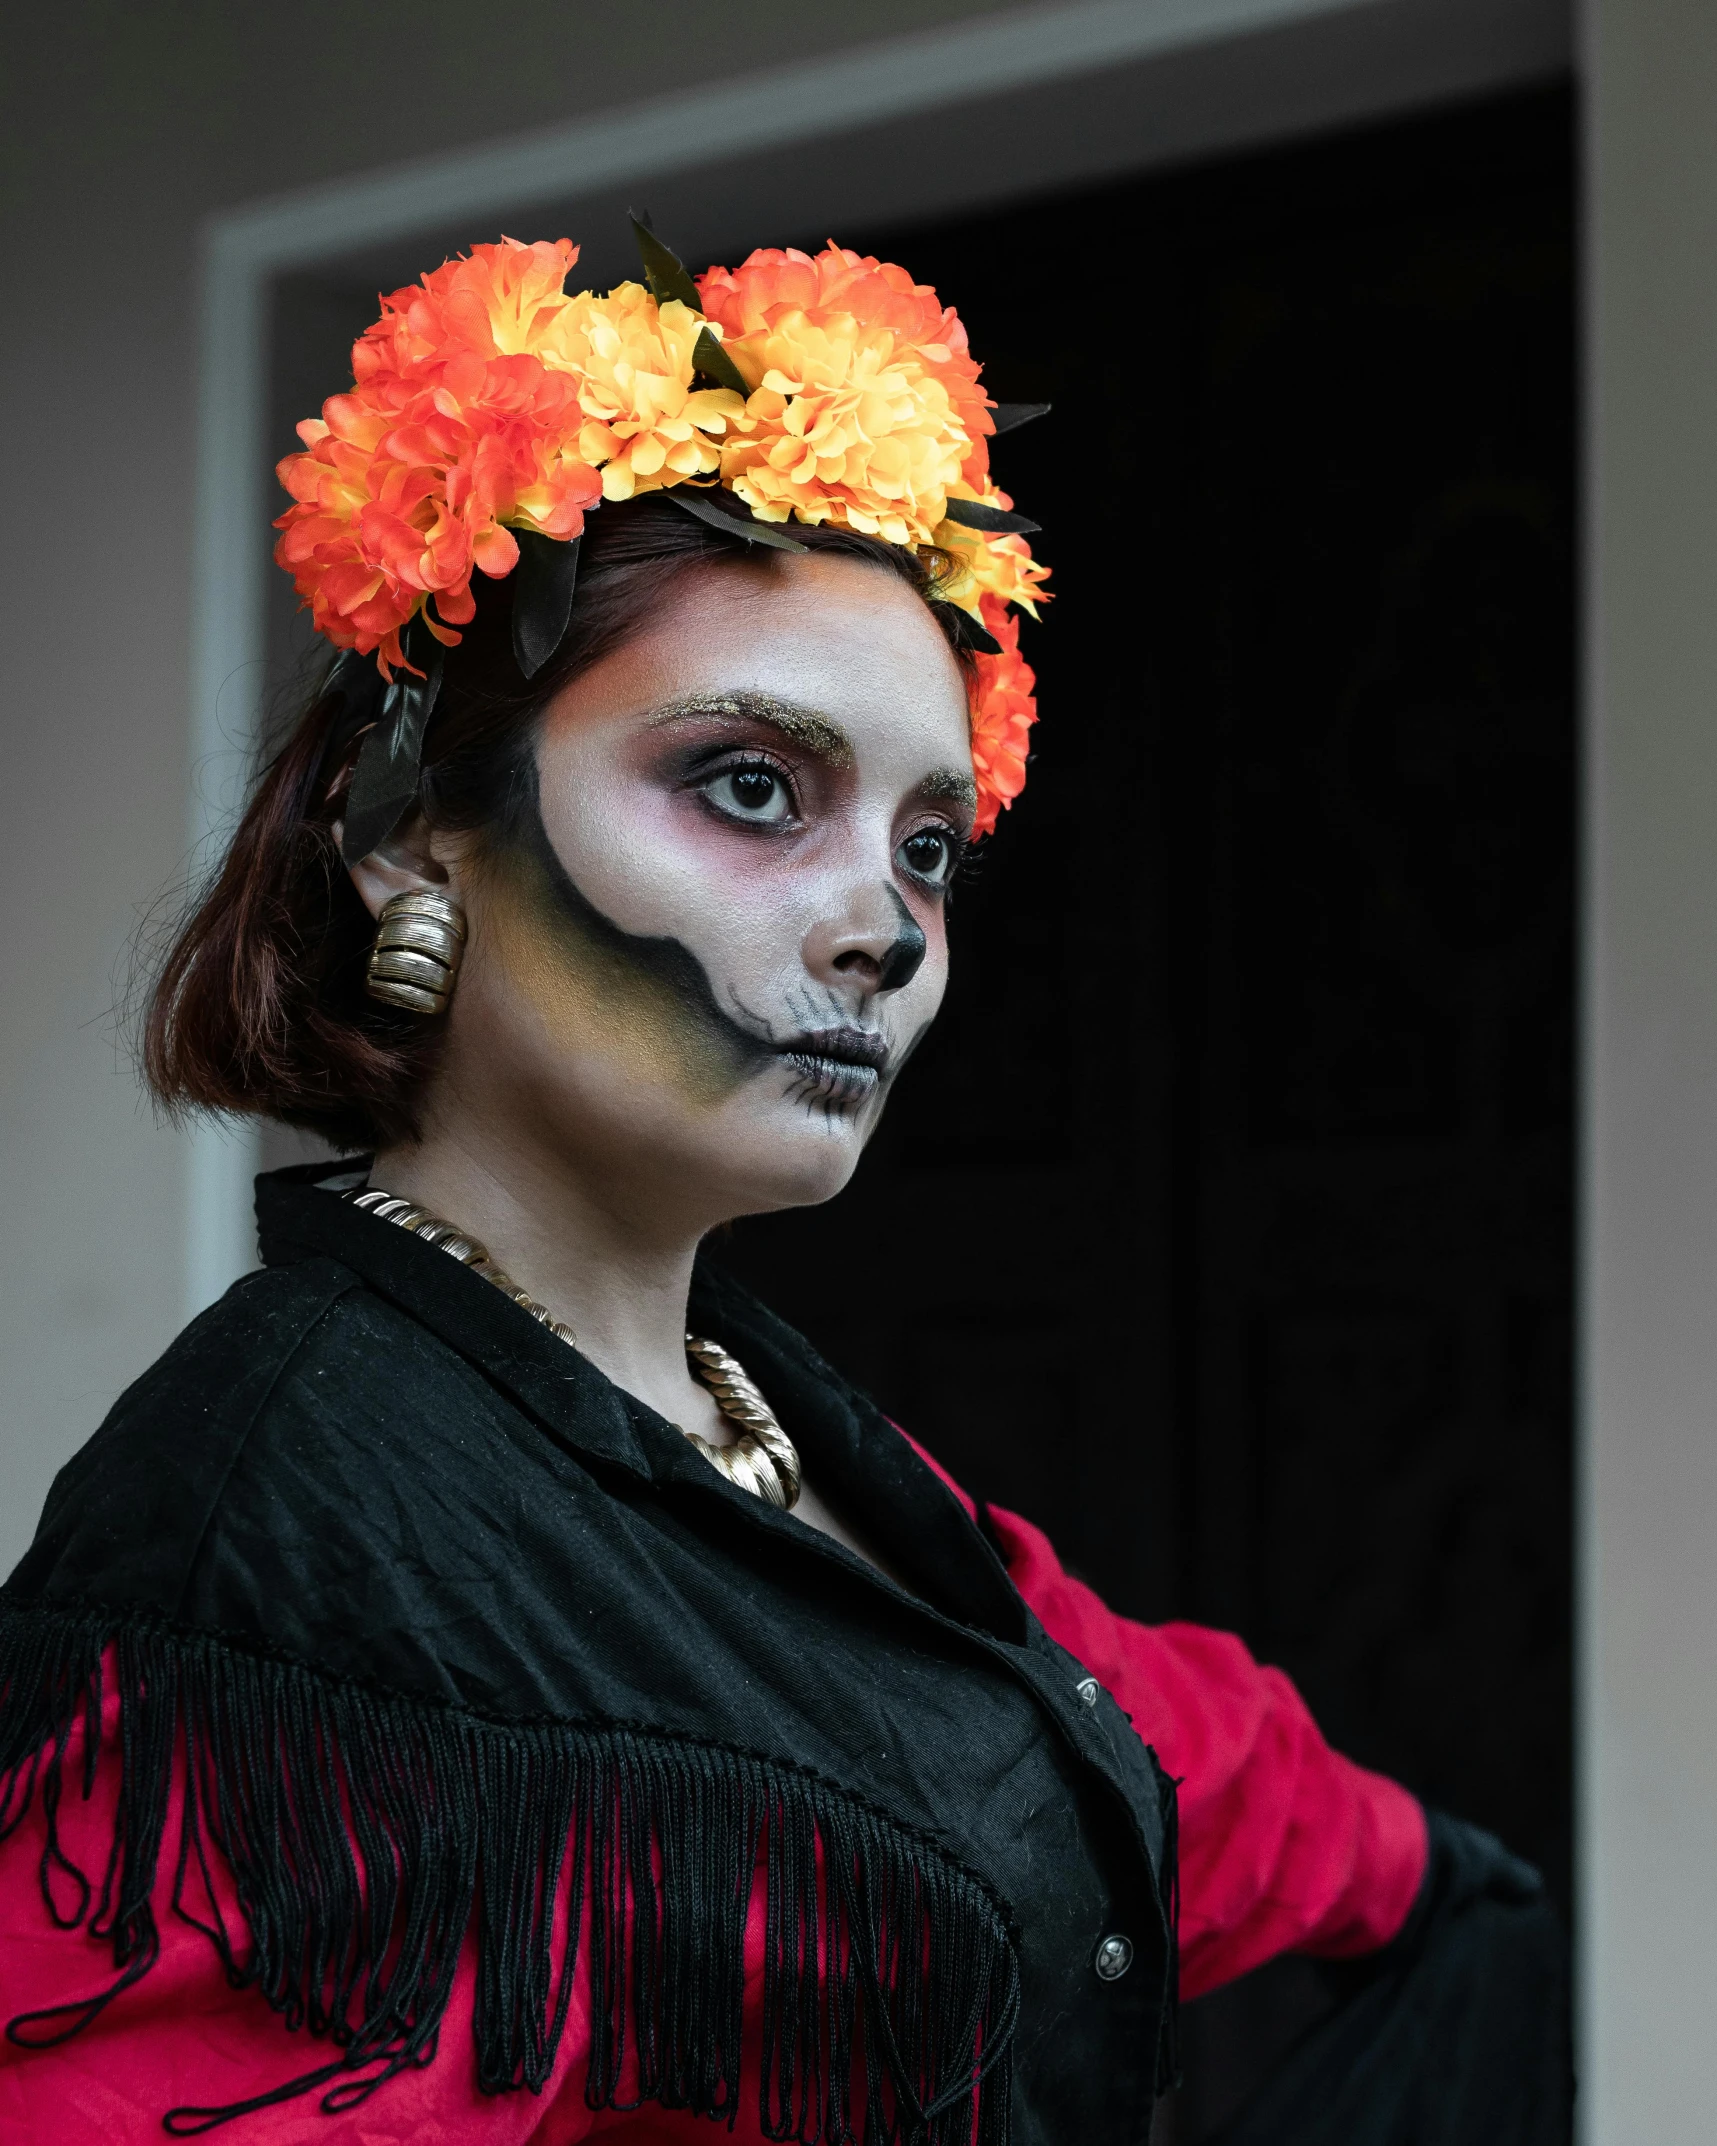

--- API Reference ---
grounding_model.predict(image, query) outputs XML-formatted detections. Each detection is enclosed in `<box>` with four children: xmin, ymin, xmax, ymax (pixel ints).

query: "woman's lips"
<box><xmin>779</xmin><ymin>1026</ymin><xmax>889</xmax><ymax>1101</ymax></box>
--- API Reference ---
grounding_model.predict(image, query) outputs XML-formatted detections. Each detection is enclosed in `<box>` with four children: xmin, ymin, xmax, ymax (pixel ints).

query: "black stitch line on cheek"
<box><xmin>782</xmin><ymin>1068</ymin><xmax>843</xmax><ymax>1127</ymax></box>
<box><xmin>517</xmin><ymin>792</ymin><xmax>776</xmax><ymax>1072</ymax></box>
<box><xmin>515</xmin><ymin>786</ymin><xmax>887</xmax><ymax>1134</ymax></box>
<box><xmin>777</xmin><ymin>1059</ymin><xmax>873</xmax><ymax>1127</ymax></box>
<box><xmin>724</xmin><ymin>986</ymin><xmax>783</xmax><ymax>1044</ymax></box>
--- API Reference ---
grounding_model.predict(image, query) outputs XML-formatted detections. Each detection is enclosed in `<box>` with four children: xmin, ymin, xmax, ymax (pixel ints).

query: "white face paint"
<box><xmin>446</xmin><ymin>552</ymin><xmax>975</xmax><ymax>1230</ymax></box>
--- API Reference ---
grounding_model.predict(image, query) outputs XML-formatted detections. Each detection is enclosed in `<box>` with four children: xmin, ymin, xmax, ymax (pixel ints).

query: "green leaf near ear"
<box><xmin>937</xmin><ymin>603</ymin><xmax>1002</xmax><ymax>655</ymax></box>
<box><xmin>341</xmin><ymin>637</ymin><xmax>444</xmax><ymax>867</ymax></box>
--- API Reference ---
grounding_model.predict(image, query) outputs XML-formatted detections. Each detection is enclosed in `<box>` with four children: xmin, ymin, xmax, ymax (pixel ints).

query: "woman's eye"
<box><xmin>899</xmin><ymin>827</ymin><xmax>958</xmax><ymax>888</ymax></box>
<box><xmin>704</xmin><ymin>765</ymin><xmax>792</xmax><ymax>824</ymax></box>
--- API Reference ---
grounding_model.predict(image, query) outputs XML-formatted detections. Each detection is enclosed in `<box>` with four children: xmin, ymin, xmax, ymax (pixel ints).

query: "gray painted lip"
<box><xmin>780</xmin><ymin>1027</ymin><xmax>890</xmax><ymax>1075</ymax></box>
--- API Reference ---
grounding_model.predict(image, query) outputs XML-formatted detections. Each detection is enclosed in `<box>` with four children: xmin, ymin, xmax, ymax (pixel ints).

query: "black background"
<box><xmin>719</xmin><ymin>86</ymin><xmax>1575</xmax><ymax>2134</ymax></box>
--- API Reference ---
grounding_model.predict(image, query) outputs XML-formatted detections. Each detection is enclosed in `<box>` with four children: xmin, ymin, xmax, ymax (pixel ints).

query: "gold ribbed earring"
<box><xmin>365</xmin><ymin>890</ymin><xmax>467</xmax><ymax>1015</ymax></box>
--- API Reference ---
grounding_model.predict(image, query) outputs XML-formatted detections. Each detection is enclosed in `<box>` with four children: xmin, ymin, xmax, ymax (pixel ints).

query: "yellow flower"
<box><xmin>933</xmin><ymin>491</ymin><xmax>1052</xmax><ymax>622</ymax></box>
<box><xmin>699</xmin><ymin>247</ymin><xmax>985</xmax><ymax>544</ymax></box>
<box><xmin>719</xmin><ymin>323</ymin><xmax>971</xmax><ymax>543</ymax></box>
<box><xmin>539</xmin><ymin>283</ymin><xmax>743</xmax><ymax>502</ymax></box>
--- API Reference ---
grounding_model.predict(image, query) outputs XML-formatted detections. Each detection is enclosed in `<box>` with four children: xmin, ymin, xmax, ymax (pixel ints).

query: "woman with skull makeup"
<box><xmin>0</xmin><ymin>237</ymin><xmax>1566</xmax><ymax>2143</ymax></box>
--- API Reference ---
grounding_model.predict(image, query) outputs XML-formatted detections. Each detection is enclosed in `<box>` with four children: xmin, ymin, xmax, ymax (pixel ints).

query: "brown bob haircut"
<box><xmin>144</xmin><ymin>494</ymin><xmax>973</xmax><ymax>1154</ymax></box>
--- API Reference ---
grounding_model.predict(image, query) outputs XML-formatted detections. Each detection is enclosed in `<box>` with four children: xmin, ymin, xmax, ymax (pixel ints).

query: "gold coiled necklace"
<box><xmin>343</xmin><ymin>1187</ymin><xmax>802</xmax><ymax>1510</ymax></box>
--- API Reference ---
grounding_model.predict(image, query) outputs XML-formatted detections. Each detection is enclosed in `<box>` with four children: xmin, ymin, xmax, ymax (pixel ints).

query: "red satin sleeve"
<box><xmin>902</xmin><ymin>1439</ymin><xmax>1429</xmax><ymax>1999</ymax></box>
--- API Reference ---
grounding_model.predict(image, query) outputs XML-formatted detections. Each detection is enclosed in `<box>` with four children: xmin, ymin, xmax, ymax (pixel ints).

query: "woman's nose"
<box><xmin>802</xmin><ymin>885</ymin><xmax>927</xmax><ymax>995</ymax></box>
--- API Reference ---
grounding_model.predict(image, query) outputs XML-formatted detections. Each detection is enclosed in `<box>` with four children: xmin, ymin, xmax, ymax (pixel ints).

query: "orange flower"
<box><xmin>358</xmin><ymin>236</ymin><xmax>584</xmax><ymax>372</ymax></box>
<box><xmin>697</xmin><ymin>244</ymin><xmax>994</xmax><ymax>544</ymax></box>
<box><xmin>275</xmin><ymin>240</ymin><xmax>604</xmax><ymax>671</ymax></box>
<box><xmin>968</xmin><ymin>597</ymin><xmax>1037</xmax><ymax>838</ymax></box>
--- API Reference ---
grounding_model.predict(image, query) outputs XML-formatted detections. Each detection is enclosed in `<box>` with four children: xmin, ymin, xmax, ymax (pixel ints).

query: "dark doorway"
<box><xmin>720</xmin><ymin>86</ymin><xmax>1575</xmax><ymax>2133</ymax></box>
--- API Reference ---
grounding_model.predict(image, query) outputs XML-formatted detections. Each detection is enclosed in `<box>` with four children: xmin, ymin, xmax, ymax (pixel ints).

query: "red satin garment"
<box><xmin>952</xmin><ymin>1499</ymin><xmax>1428</xmax><ymax>1998</ymax></box>
<box><xmin>0</xmin><ymin>1465</ymin><xmax>1425</xmax><ymax>2142</ymax></box>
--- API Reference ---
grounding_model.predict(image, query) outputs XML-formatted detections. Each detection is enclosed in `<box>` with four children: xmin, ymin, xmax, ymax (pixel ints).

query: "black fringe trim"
<box><xmin>0</xmin><ymin>1598</ymin><xmax>1020</xmax><ymax>2141</ymax></box>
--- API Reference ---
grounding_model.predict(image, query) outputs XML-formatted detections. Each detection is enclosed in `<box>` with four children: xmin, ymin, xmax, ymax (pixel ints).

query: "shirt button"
<box><xmin>1094</xmin><ymin>1933</ymin><xmax>1134</xmax><ymax>1982</ymax></box>
<box><xmin>1075</xmin><ymin>1676</ymin><xmax>1100</xmax><ymax>1707</ymax></box>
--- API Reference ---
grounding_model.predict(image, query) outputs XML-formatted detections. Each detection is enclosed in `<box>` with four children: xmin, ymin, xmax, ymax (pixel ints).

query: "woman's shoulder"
<box><xmin>7</xmin><ymin>1254</ymin><xmax>506</xmax><ymax>1617</ymax></box>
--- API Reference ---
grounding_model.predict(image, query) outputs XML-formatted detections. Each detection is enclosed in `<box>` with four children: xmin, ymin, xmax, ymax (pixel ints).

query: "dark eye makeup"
<box><xmin>896</xmin><ymin>824</ymin><xmax>965</xmax><ymax>891</ymax></box>
<box><xmin>683</xmin><ymin>745</ymin><xmax>966</xmax><ymax>895</ymax></box>
<box><xmin>689</xmin><ymin>750</ymin><xmax>801</xmax><ymax>830</ymax></box>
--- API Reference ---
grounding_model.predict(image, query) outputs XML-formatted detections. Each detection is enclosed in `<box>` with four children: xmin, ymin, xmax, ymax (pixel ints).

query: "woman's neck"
<box><xmin>373</xmin><ymin>1116</ymin><xmax>906</xmax><ymax>1581</ymax></box>
<box><xmin>369</xmin><ymin>1122</ymin><xmax>720</xmax><ymax>1438</ymax></box>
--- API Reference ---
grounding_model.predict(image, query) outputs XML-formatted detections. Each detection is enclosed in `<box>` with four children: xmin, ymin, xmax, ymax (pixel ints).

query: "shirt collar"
<box><xmin>254</xmin><ymin>1163</ymin><xmax>1026</xmax><ymax>1642</ymax></box>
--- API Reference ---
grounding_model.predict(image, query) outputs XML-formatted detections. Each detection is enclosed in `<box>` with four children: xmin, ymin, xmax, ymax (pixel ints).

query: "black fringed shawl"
<box><xmin>0</xmin><ymin>1165</ymin><xmax>1177</xmax><ymax>2143</ymax></box>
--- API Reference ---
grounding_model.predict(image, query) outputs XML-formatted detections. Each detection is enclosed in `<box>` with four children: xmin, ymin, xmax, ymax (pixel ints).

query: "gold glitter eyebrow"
<box><xmin>917</xmin><ymin>766</ymin><xmax>979</xmax><ymax>815</ymax></box>
<box><xmin>646</xmin><ymin>692</ymin><xmax>855</xmax><ymax>769</ymax></box>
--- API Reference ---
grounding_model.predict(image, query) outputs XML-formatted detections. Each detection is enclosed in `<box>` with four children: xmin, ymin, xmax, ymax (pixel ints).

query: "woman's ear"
<box><xmin>338</xmin><ymin>813</ymin><xmax>453</xmax><ymax>922</ymax></box>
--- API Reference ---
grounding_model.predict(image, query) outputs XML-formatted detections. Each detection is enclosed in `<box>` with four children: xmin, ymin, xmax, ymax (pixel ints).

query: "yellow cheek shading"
<box><xmin>479</xmin><ymin>844</ymin><xmax>758</xmax><ymax>1109</ymax></box>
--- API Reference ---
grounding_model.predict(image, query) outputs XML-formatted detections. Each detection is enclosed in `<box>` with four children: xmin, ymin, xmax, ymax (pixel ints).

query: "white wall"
<box><xmin>1580</xmin><ymin>0</ymin><xmax>1717</xmax><ymax>2134</ymax></box>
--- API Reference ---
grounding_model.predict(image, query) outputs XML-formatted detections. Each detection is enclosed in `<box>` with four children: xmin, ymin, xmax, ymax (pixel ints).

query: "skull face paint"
<box><xmin>444</xmin><ymin>553</ymin><xmax>975</xmax><ymax>1233</ymax></box>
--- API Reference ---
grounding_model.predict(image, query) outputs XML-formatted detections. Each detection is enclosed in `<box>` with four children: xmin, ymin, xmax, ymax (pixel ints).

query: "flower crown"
<box><xmin>275</xmin><ymin>223</ymin><xmax>1049</xmax><ymax>863</ymax></box>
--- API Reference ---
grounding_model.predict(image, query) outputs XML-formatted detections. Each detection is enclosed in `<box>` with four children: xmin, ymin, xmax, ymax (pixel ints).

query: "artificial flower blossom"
<box><xmin>543</xmin><ymin>284</ymin><xmax>743</xmax><ymax>501</ymax></box>
<box><xmin>697</xmin><ymin>243</ymin><xmax>993</xmax><ymax>544</ymax></box>
<box><xmin>274</xmin><ymin>233</ymin><xmax>1048</xmax><ymax>832</ymax></box>
<box><xmin>277</xmin><ymin>240</ymin><xmax>604</xmax><ymax>672</ymax></box>
<box><xmin>968</xmin><ymin>599</ymin><xmax>1038</xmax><ymax>839</ymax></box>
<box><xmin>933</xmin><ymin>489</ymin><xmax>1053</xmax><ymax>624</ymax></box>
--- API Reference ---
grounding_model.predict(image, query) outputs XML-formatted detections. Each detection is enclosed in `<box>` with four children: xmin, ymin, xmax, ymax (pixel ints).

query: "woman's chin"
<box><xmin>716</xmin><ymin>1109</ymin><xmax>872</xmax><ymax>1217</ymax></box>
<box><xmin>495</xmin><ymin>1065</ymin><xmax>878</xmax><ymax>1224</ymax></box>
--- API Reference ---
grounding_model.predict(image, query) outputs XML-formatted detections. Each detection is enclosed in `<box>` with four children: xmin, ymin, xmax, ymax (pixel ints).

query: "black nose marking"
<box><xmin>878</xmin><ymin>886</ymin><xmax>928</xmax><ymax>993</ymax></box>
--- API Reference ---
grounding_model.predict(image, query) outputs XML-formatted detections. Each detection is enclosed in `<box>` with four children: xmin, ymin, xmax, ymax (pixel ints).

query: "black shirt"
<box><xmin>1</xmin><ymin>1163</ymin><xmax>1176</xmax><ymax>2144</ymax></box>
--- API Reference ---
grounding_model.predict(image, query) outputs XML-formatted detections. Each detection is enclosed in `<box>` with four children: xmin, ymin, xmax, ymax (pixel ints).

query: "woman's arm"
<box><xmin>897</xmin><ymin>1434</ymin><xmax>1425</xmax><ymax>1996</ymax></box>
<box><xmin>980</xmin><ymin>1498</ymin><xmax>1428</xmax><ymax>1997</ymax></box>
<box><xmin>902</xmin><ymin>1438</ymin><xmax>1571</xmax><ymax>2140</ymax></box>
